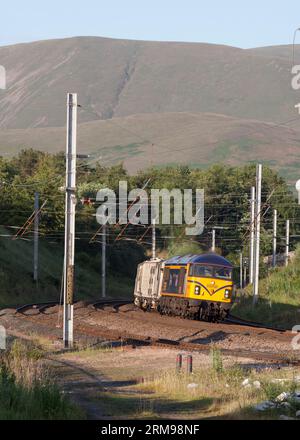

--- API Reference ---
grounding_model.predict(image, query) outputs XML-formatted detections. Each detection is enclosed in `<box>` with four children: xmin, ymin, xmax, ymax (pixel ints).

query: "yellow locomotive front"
<box><xmin>158</xmin><ymin>254</ymin><xmax>234</xmax><ymax>322</ymax></box>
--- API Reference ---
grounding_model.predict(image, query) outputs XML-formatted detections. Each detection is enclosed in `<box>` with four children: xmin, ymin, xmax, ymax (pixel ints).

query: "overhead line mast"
<box><xmin>272</xmin><ymin>209</ymin><xmax>277</xmax><ymax>268</ymax></box>
<box><xmin>63</xmin><ymin>93</ymin><xmax>77</xmax><ymax>349</ymax></box>
<box><xmin>253</xmin><ymin>164</ymin><xmax>262</xmax><ymax>305</ymax></box>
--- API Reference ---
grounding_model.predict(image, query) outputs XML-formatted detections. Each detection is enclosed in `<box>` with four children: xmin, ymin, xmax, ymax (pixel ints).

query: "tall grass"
<box><xmin>210</xmin><ymin>347</ymin><xmax>223</xmax><ymax>373</ymax></box>
<box><xmin>0</xmin><ymin>340</ymin><xmax>83</xmax><ymax>420</ymax></box>
<box><xmin>233</xmin><ymin>246</ymin><xmax>300</xmax><ymax>328</ymax></box>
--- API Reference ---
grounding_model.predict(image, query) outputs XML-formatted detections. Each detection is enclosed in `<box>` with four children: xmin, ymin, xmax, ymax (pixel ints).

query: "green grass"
<box><xmin>233</xmin><ymin>246</ymin><xmax>300</xmax><ymax>328</ymax></box>
<box><xmin>0</xmin><ymin>341</ymin><xmax>84</xmax><ymax>420</ymax></box>
<box><xmin>278</xmin><ymin>166</ymin><xmax>300</xmax><ymax>184</ymax></box>
<box><xmin>210</xmin><ymin>138</ymin><xmax>260</xmax><ymax>163</ymax></box>
<box><xmin>100</xmin><ymin>143</ymin><xmax>144</xmax><ymax>163</ymax></box>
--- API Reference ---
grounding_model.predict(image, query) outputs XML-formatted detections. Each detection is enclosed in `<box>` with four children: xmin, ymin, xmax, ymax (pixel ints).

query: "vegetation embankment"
<box><xmin>0</xmin><ymin>340</ymin><xmax>84</xmax><ymax>419</ymax></box>
<box><xmin>233</xmin><ymin>246</ymin><xmax>300</xmax><ymax>329</ymax></box>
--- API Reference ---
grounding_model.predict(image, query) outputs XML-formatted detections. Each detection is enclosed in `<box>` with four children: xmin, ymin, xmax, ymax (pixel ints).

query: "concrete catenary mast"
<box><xmin>63</xmin><ymin>93</ymin><xmax>77</xmax><ymax>348</ymax></box>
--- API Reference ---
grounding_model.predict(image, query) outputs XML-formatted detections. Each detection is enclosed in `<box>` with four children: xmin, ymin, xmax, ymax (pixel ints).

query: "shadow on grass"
<box><xmin>204</xmin><ymin>401</ymin><xmax>292</xmax><ymax>420</ymax></box>
<box><xmin>97</xmin><ymin>391</ymin><xmax>213</xmax><ymax>419</ymax></box>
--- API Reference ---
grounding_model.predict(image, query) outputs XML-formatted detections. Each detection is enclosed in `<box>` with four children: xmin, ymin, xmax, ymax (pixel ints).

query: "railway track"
<box><xmin>92</xmin><ymin>299</ymin><xmax>132</xmax><ymax>311</ymax></box>
<box><xmin>226</xmin><ymin>314</ymin><xmax>288</xmax><ymax>333</ymax></box>
<box><xmin>15</xmin><ymin>298</ymin><xmax>131</xmax><ymax>316</ymax></box>
<box><xmin>16</xmin><ymin>301</ymin><xmax>61</xmax><ymax>315</ymax></box>
<box><xmin>14</xmin><ymin>299</ymin><xmax>289</xmax><ymax>334</ymax></box>
<box><xmin>73</xmin><ymin>321</ymin><xmax>300</xmax><ymax>365</ymax></box>
<box><xmin>9</xmin><ymin>298</ymin><xmax>299</xmax><ymax>366</ymax></box>
<box><xmin>15</xmin><ymin>299</ymin><xmax>289</xmax><ymax>333</ymax></box>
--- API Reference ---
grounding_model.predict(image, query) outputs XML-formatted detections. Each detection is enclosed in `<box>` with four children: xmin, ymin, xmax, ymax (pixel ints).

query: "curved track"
<box><xmin>92</xmin><ymin>299</ymin><xmax>132</xmax><ymax>311</ymax></box>
<box><xmin>15</xmin><ymin>299</ymin><xmax>288</xmax><ymax>333</ymax></box>
<box><xmin>5</xmin><ymin>298</ymin><xmax>299</xmax><ymax>366</ymax></box>
<box><xmin>16</xmin><ymin>301</ymin><xmax>61</xmax><ymax>315</ymax></box>
<box><xmin>225</xmin><ymin>314</ymin><xmax>288</xmax><ymax>333</ymax></box>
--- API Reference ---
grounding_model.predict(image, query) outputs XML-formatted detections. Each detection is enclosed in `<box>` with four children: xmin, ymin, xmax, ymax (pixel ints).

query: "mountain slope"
<box><xmin>1</xmin><ymin>111</ymin><xmax>299</xmax><ymax>181</ymax></box>
<box><xmin>0</xmin><ymin>36</ymin><xmax>298</xmax><ymax>129</ymax></box>
<box><xmin>247</xmin><ymin>44</ymin><xmax>300</xmax><ymax>61</ymax></box>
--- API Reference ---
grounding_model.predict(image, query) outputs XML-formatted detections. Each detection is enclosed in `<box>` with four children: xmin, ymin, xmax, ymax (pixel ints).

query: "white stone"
<box><xmin>254</xmin><ymin>401</ymin><xmax>275</xmax><ymax>411</ymax></box>
<box><xmin>225</xmin><ymin>383</ymin><xmax>230</xmax><ymax>388</ymax></box>
<box><xmin>253</xmin><ymin>381</ymin><xmax>261</xmax><ymax>389</ymax></box>
<box><xmin>275</xmin><ymin>392</ymin><xmax>291</xmax><ymax>402</ymax></box>
<box><xmin>187</xmin><ymin>383</ymin><xmax>199</xmax><ymax>390</ymax></box>
<box><xmin>242</xmin><ymin>378</ymin><xmax>250</xmax><ymax>387</ymax></box>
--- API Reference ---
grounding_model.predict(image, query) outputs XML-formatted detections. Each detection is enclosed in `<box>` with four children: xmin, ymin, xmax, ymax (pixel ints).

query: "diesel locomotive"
<box><xmin>134</xmin><ymin>253</ymin><xmax>235</xmax><ymax>322</ymax></box>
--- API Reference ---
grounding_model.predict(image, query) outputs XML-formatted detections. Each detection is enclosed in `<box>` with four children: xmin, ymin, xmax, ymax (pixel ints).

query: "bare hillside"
<box><xmin>0</xmin><ymin>36</ymin><xmax>298</xmax><ymax>129</ymax></box>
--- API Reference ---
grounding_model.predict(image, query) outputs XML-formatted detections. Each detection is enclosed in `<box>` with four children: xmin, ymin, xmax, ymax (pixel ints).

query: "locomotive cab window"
<box><xmin>190</xmin><ymin>264</ymin><xmax>232</xmax><ymax>280</ymax></box>
<box><xmin>162</xmin><ymin>267</ymin><xmax>186</xmax><ymax>294</ymax></box>
<box><xmin>189</xmin><ymin>265</ymin><xmax>213</xmax><ymax>278</ymax></box>
<box><xmin>214</xmin><ymin>267</ymin><xmax>232</xmax><ymax>280</ymax></box>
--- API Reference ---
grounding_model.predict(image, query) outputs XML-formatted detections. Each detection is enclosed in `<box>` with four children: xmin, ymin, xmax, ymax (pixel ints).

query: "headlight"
<box><xmin>224</xmin><ymin>289</ymin><xmax>231</xmax><ymax>299</ymax></box>
<box><xmin>195</xmin><ymin>286</ymin><xmax>200</xmax><ymax>295</ymax></box>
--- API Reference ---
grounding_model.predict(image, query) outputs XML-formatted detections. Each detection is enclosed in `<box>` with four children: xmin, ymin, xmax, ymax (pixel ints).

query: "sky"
<box><xmin>1</xmin><ymin>0</ymin><xmax>300</xmax><ymax>48</ymax></box>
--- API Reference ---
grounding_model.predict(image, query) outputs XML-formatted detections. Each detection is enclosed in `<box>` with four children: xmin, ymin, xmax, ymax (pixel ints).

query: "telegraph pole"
<box><xmin>249</xmin><ymin>186</ymin><xmax>255</xmax><ymax>284</ymax></box>
<box><xmin>102</xmin><ymin>223</ymin><xmax>106</xmax><ymax>298</ymax></box>
<box><xmin>253</xmin><ymin>164</ymin><xmax>262</xmax><ymax>305</ymax></box>
<box><xmin>285</xmin><ymin>219</ymin><xmax>290</xmax><ymax>267</ymax></box>
<box><xmin>63</xmin><ymin>93</ymin><xmax>77</xmax><ymax>349</ymax></box>
<box><xmin>152</xmin><ymin>217</ymin><xmax>156</xmax><ymax>260</ymax></box>
<box><xmin>212</xmin><ymin>228</ymin><xmax>216</xmax><ymax>252</ymax></box>
<box><xmin>33</xmin><ymin>191</ymin><xmax>39</xmax><ymax>282</ymax></box>
<box><xmin>272</xmin><ymin>209</ymin><xmax>277</xmax><ymax>268</ymax></box>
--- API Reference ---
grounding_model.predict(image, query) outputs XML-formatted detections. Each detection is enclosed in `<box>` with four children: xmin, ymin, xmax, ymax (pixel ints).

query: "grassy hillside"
<box><xmin>0</xmin><ymin>111</ymin><xmax>300</xmax><ymax>180</ymax></box>
<box><xmin>233</xmin><ymin>247</ymin><xmax>300</xmax><ymax>329</ymax></box>
<box><xmin>0</xmin><ymin>36</ymin><xmax>297</xmax><ymax>129</ymax></box>
<box><xmin>0</xmin><ymin>227</ymin><xmax>133</xmax><ymax>307</ymax></box>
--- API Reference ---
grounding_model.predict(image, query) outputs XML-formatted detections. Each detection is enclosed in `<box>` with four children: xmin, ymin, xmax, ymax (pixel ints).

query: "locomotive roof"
<box><xmin>164</xmin><ymin>253</ymin><xmax>233</xmax><ymax>268</ymax></box>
